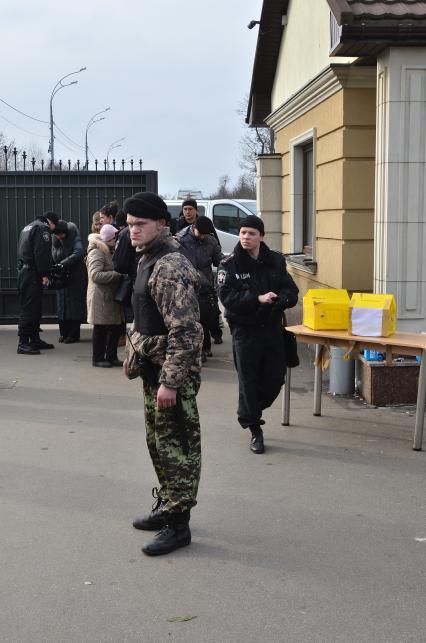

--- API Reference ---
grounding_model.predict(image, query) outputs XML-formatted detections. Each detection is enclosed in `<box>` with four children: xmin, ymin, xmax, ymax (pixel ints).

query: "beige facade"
<box><xmin>251</xmin><ymin>1</ymin><xmax>426</xmax><ymax>330</ymax></box>
<box><xmin>267</xmin><ymin>78</ymin><xmax>376</xmax><ymax>298</ymax></box>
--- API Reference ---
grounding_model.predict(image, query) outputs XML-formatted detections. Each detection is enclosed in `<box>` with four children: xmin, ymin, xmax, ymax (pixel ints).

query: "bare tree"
<box><xmin>237</xmin><ymin>95</ymin><xmax>274</xmax><ymax>183</ymax></box>
<box><xmin>209</xmin><ymin>173</ymin><xmax>256</xmax><ymax>200</ymax></box>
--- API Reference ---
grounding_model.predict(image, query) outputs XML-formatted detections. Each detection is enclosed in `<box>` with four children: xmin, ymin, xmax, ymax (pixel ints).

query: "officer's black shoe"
<box><xmin>213</xmin><ymin>336</ymin><xmax>223</xmax><ymax>345</ymax></box>
<box><xmin>142</xmin><ymin>513</ymin><xmax>191</xmax><ymax>556</ymax></box>
<box><xmin>92</xmin><ymin>360</ymin><xmax>113</xmax><ymax>368</ymax></box>
<box><xmin>109</xmin><ymin>358</ymin><xmax>124</xmax><ymax>367</ymax></box>
<box><xmin>17</xmin><ymin>343</ymin><xmax>40</xmax><ymax>355</ymax></box>
<box><xmin>133</xmin><ymin>489</ymin><xmax>167</xmax><ymax>531</ymax></box>
<box><xmin>63</xmin><ymin>336</ymin><xmax>80</xmax><ymax>344</ymax></box>
<box><xmin>249</xmin><ymin>427</ymin><xmax>264</xmax><ymax>454</ymax></box>
<box><xmin>31</xmin><ymin>339</ymin><xmax>55</xmax><ymax>350</ymax></box>
<box><xmin>58</xmin><ymin>336</ymin><xmax>65</xmax><ymax>343</ymax></box>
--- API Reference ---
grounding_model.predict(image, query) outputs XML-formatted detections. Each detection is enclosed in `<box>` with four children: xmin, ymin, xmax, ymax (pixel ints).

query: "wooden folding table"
<box><xmin>282</xmin><ymin>325</ymin><xmax>426</xmax><ymax>451</ymax></box>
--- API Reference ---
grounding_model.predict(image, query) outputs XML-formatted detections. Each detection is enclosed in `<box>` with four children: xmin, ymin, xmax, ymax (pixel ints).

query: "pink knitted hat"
<box><xmin>100</xmin><ymin>224</ymin><xmax>117</xmax><ymax>242</ymax></box>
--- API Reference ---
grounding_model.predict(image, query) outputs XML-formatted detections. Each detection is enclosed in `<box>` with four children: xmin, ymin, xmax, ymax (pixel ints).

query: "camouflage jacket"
<box><xmin>128</xmin><ymin>228</ymin><xmax>202</xmax><ymax>388</ymax></box>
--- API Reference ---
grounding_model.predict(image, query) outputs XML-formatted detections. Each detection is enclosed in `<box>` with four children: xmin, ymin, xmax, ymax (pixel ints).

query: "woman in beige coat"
<box><xmin>86</xmin><ymin>224</ymin><xmax>123</xmax><ymax>367</ymax></box>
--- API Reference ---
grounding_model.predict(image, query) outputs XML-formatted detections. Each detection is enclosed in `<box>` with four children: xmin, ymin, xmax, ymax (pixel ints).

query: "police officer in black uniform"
<box><xmin>16</xmin><ymin>211</ymin><xmax>59</xmax><ymax>355</ymax></box>
<box><xmin>218</xmin><ymin>215</ymin><xmax>299</xmax><ymax>454</ymax></box>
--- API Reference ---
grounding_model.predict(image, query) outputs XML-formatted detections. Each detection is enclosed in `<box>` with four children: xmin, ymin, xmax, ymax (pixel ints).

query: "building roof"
<box><xmin>328</xmin><ymin>0</ymin><xmax>426</xmax><ymax>55</ymax></box>
<box><xmin>246</xmin><ymin>0</ymin><xmax>289</xmax><ymax>127</ymax></box>
<box><xmin>247</xmin><ymin>0</ymin><xmax>426</xmax><ymax>126</ymax></box>
<box><xmin>329</xmin><ymin>1</ymin><xmax>426</xmax><ymax>24</ymax></box>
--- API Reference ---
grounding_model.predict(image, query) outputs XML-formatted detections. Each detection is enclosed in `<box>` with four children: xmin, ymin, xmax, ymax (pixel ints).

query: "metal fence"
<box><xmin>0</xmin><ymin>153</ymin><xmax>158</xmax><ymax>322</ymax></box>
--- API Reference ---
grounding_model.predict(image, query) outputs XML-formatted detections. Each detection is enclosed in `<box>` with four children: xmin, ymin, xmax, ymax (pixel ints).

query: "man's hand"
<box><xmin>157</xmin><ymin>384</ymin><xmax>177</xmax><ymax>409</ymax></box>
<box><xmin>42</xmin><ymin>276</ymin><xmax>49</xmax><ymax>286</ymax></box>
<box><xmin>258</xmin><ymin>291</ymin><xmax>278</xmax><ymax>305</ymax></box>
<box><xmin>123</xmin><ymin>358</ymin><xmax>129</xmax><ymax>378</ymax></box>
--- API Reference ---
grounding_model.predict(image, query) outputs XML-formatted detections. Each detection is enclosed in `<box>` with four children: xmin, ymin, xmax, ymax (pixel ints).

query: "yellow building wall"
<box><xmin>276</xmin><ymin>87</ymin><xmax>376</xmax><ymax>298</ymax></box>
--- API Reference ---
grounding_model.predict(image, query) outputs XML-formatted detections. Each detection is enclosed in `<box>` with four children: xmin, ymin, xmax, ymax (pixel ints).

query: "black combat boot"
<box><xmin>142</xmin><ymin>511</ymin><xmax>191</xmax><ymax>556</ymax></box>
<box><xmin>17</xmin><ymin>339</ymin><xmax>40</xmax><ymax>355</ymax></box>
<box><xmin>249</xmin><ymin>426</ymin><xmax>264</xmax><ymax>454</ymax></box>
<box><xmin>30</xmin><ymin>335</ymin><xmax>55</xmax><ymax>350</ymax></box>
<box><xmin>132</xmin><ymin>488</ymin><xmax>167</xmax><ymax>531</ymax></box>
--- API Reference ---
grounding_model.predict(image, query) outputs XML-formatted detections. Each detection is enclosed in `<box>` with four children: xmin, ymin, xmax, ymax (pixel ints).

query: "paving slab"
<box><xmin>0</xmin><ymin>324</ymin><xmax>425</xmax><ymax>643</ymax></box>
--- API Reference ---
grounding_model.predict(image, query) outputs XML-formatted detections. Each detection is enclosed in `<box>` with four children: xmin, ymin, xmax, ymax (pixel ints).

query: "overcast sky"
<box><xmin>1</xmin><ymin>0</ymin><xmax>262</xmax><ymax>197</ymax></box>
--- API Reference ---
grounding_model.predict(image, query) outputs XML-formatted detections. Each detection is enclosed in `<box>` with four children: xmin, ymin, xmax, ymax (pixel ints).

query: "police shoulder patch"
<box><xmin>217</xmin><ymin>268</ymin><xmax>227</xmax><ymax>286</ymax></box>
<box><xmin>42</xmin><ymin>231</ymin><xmax>51</xmax><ymax>243</ymax></box>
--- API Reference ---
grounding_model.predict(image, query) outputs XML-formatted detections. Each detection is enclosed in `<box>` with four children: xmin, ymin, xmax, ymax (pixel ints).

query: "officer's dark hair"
<box><xmin>114</xmin><ymin>209</ymin><xmax>127</xmax><ymax>228</ymax></box>
<box><xmin>100</xmin><ymin>200</ymin><xmax>119</xmax><ymax>217</ymax></box>
<box><xmin>40</xmin><ymin>211</ymin><xmax>59</xmax><ymax>225</ymax></box>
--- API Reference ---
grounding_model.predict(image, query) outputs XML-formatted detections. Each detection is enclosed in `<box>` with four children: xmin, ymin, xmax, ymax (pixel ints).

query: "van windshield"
<box><xmin>236</xmin><ymin>200</ymin><xmax>257</xmax><ymax>215</ymax></box>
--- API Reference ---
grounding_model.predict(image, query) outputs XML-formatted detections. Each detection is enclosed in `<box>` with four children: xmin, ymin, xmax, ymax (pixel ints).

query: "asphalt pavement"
<box><xmin>0</xmin><ymin>324</ymin><xmax>425</xmax><ymax>643</ymax></box>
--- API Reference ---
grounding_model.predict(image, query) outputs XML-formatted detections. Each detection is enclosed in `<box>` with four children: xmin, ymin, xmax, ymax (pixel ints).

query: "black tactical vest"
<box><xmin>132</xmin><ymin>247</ymin><xmax>180</xmax><ymax>336</ymax></box>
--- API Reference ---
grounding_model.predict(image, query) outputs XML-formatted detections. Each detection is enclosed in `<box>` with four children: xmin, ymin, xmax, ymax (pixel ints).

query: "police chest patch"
<box><xmin>217</xmin><ymin>269</ymin><xmax>226</xmax><ymax>285</ymax></box>
<box><xmin>42</xmin><ymin>231</ymin><xmax>50</xmax><ymax>243</ymax></box>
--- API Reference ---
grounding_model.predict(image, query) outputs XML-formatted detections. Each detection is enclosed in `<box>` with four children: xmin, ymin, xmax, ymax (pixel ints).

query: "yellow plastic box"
<box><xmin>303</xmin><ymin>289</ymin><xmax>350</xmax><ymax>330</ymax></box>
<box><xmin>349</xmin><ymin>293</ymin><xmax>397</xmax><ymax>337</ymax></box>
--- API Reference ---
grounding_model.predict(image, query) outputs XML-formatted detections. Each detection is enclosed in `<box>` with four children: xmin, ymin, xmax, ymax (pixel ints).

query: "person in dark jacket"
<box><xmin>16</xmin><ymin>211</ymin><xmax>59</xmax><ymax>355</ymax></box>
<box><xmin>176</xmin><ymin>216</ymin><xmax>224</xmax><ymax>361</ymax></box>
<box><xmin>51</xmin><ymin>220</ymin><xmax>88</xmax><ymax>343</ymax></box>
<box><xmin>218</xmin><ymin>215</ymin><xmax>299</xmax><ymax>454</ymax></box>
<box><xmin>173</xmin><ymin>198</ymin><xmax>199</xmax><ymax>233</ymax></box>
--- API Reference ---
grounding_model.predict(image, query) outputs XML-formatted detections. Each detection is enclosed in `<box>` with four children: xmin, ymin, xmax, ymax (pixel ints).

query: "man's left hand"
<box><xmin>157</xmin><ymin>384</ymin><xmax>177</xmax><ymax>409</ymax></box>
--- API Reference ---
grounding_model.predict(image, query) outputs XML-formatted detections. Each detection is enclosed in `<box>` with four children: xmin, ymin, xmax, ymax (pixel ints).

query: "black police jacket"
<box><xmin>218</xmin><ymin>241</ymin><xmax>298</xmax><ymax>327</ymax></box>
<box><xmin>113</xmin><ymin>227</ymin><xmax>137</xmax><ymax>278</ymax></box>
<box><xmin>17</xmin><ymin>218</ymin><xmax>52</xmax><ymax>276</ymax></box>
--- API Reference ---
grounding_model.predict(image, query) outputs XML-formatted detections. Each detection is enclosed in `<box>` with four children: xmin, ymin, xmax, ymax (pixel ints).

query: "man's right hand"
<box><xmin>123</xmin><ymin>359</ymin><xmax>129</xmax><ymax>378</ymax></box>
<box><xmin>258</xmin><ymin>291</ymin><xmax>278</xmax><ymax>305</ymax></box>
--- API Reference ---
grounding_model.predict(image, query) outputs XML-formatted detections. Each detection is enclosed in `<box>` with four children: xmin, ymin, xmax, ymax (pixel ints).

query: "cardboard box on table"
<box><xmin>303</xmin><ymin>289</ymin><xmax>350</xmax><ymax>330</ymax></box>
<box><xmin>349</xmin><ymin>293</ymin><xmax>397</xmax><ymax>337</ymax></box>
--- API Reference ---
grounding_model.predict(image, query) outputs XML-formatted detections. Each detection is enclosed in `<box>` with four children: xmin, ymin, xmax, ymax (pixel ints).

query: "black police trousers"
<box><xmin>231</xmin><ymin>323</ymin><xmax>286</xmax><ymax>429</ymax></box>
<box><xmin>17</xmin><ymin>267</ymin><xmax>43</xmax><ymax>342</ymax></box>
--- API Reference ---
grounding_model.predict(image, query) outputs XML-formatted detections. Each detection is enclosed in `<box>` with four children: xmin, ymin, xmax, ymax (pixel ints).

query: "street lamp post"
<box><xmin>49</xmin><ymin>67</ymin><xmax>86</xmax><ymax>166</ymax></box>
<box><xmin>106</xmin><ymin>137</ymin><xmax>125</xmax><ymax>169</ymax></box>
<box><xmin>85</xmin><ymin>107</ymin><xmax>111</xmax><ymax>169</ymax></box>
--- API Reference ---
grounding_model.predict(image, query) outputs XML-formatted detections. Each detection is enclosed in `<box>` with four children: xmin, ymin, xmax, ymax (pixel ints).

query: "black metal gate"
<box><xmin>0</xmin><ymin>158</ymin><xmax>157</xmax><ymax>322</ymax></box>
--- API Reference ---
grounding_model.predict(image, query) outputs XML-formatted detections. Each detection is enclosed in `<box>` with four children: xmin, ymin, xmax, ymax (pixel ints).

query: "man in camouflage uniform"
<box><xmin>123</xmin><ymin>192</ymin><xmax>203</xmax><ymax>556</ymax></box>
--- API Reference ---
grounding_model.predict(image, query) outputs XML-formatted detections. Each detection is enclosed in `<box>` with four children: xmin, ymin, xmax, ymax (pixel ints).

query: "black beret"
<box><xmin>194</xmin><ymin>216</ymin><xmax>215</xmax><ymax>235</ymax></box>
<box><xmin>124</xmin><ymin>192</ymin><xmax>170</xmax><ymax>221</ymax></box>
<box><xmin>239</xmin><ymin>215</ymin><xmax>264</xmax><ymax>235</ymax></box>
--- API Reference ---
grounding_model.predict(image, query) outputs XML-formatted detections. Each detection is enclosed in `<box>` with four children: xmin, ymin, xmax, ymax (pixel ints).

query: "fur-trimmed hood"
<box><xmin>87</xmin><ymin>233</ymin><xmax>111</xmax><ymax>255</ymax></box>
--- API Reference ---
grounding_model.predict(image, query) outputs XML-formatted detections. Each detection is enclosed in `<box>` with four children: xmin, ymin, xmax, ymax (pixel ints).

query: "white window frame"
<box><xmin>289</xmin><ymin>128</ymin><xmax>317</xmax><ymax>265</ymax></box>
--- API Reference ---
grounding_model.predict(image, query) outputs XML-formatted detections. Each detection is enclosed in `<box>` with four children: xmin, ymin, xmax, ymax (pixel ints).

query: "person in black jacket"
<box><xmin>218</xmin><ymin>215</ymin><xmax>299</xmax><ymax>454</ymax></box>
<box><xmin>51</xmin><ymin>220</ymin><xmax>87</xmax><ymax>343</ymax></box>
<box><xmin>173</xmin><ymin>198</ymin><xmax>199</xmax><ymax>233</ymax></box>
<box><xmin>16</xmin><ymin>211</ymin><xmax>59</xmax><ymax>355</ymax></box>
<box><xmin>175</xmin><ymin>216</ymin><xmax>224</xmax><ymax>361</ymax></box>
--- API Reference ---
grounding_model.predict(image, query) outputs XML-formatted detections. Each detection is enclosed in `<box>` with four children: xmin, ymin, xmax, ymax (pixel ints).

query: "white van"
<box><xmin>165</xmin><ymin>198</ymin><xmax>257</xmax><ymax>254</ymax></box>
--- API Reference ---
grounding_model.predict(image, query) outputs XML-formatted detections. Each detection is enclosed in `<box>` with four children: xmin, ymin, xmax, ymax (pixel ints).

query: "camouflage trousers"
<box><xmin>142</xmin><ymin>373</ymin><xmax>201</xmax><ymax>515</ymax></box>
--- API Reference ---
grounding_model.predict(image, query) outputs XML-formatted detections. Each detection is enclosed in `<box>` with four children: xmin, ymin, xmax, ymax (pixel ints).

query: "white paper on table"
<box><xmin>351</xmin><ymin>307</ymin><xmax>383</xmax><ymax>336</ymax></box>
